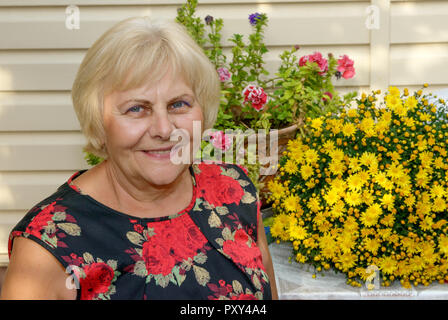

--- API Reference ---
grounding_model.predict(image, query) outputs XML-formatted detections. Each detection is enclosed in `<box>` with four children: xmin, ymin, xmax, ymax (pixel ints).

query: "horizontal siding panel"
<box><xmin>0</xmin><ymin>171</ymin><xmax>77</xmax><ymax>210</ymax></box>
<box><xmin>0</xmin><ymin>92</ymin><xmax>79</xmax><ymax>131</ymax></box>
<box><xmin>391</xmin><ymin>1</ymin><xmax>448</xmax><ymax>44</ymax></box>
<box><xmin>389</xmin><ymin>43</ymin><xmax>448</xmax><ymax>86</ymax></box>
<box><xmin>0</xmin><ymin>50</ymin><xmax>82</xmax><ymax>91</ymax></box>
<box><xmin>0</xmin><ymin>3</ymin><xmax>369</xmax><ymax>49</ymax></box>
<box><xmin>0</xmin><ymin>132</ymin><xmax>89</xmax><ymax>171</ymax></box>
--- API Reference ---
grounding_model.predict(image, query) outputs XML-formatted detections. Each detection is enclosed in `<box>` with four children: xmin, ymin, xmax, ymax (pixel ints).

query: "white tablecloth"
<box><xmin>269</xmin><ymin>242</ymin><xmax>448</xmax><ymax>300</ymax></box>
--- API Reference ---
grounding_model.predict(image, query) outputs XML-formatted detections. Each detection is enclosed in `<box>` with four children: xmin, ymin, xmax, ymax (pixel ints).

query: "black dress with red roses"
<box><xmin>8</xmin><ymin>162</ymin><xmax>272</xmax><ymax>300</ymax></box>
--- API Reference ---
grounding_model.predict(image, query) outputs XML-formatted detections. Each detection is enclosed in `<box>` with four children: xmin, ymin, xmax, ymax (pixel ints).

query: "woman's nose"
<box><xmin>148</xmin><ymin>109</ymin><xmax>175</xmax><ymax>140</ymax></box>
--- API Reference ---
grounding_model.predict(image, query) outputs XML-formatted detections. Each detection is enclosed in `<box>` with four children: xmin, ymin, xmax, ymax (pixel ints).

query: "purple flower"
<box><xmin>205</xmin><ymin>15</ymin><xmax>214</xmax><ymax>25</ymax></box>
<box><xmin>248</xmin><ymin>13</ymin><xmax>263</xmax><ymax>26</ymax></box>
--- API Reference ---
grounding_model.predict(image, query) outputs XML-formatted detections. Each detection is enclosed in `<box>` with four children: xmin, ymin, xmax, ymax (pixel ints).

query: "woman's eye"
<box><xmin>127</xmin><ymin>105</ymin><xmax>144</xmax><ymax>113</ymax></box>
<box><xmin>171</xmin><ymin>101</ymin><xmax>190</xmax><ymax>109</ymax></box>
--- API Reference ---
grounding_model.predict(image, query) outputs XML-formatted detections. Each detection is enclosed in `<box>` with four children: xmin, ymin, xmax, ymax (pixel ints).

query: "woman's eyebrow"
<box><xmin>167</xmin><ymin>93</ymin><xmax>195</xmax><ymax>103</ymax></box>
<box><xmin>116</xmin><ymin>98</ymin><xmax>151</xmax><ymax>109</ymax></box>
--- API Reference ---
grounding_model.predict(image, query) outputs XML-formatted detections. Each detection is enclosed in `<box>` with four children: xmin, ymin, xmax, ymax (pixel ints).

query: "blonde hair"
<box><xmin>71</xmin><ymin>16</ymin><xmax>221</xmax><ymax>158</ymax></box>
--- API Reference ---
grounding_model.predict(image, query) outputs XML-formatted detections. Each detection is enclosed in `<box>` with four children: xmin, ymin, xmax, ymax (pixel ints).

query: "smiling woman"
<box><xmin>0</xmin><ymin>16</ymin><xmax>277</xmax><ymax>301</ymax></box>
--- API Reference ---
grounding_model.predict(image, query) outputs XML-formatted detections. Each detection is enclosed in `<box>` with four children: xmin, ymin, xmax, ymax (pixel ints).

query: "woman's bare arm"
<box><xmin>0</xmin><ymin>237</ymin><xmax>77</xmax><ymax>300</ymax></box>
<box><xmin>257</xmin><ymin>218</ymin><xmax>278</xmax><ymax>300</ymax></box>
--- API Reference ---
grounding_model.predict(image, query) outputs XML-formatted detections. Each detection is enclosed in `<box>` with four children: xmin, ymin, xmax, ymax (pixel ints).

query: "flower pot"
<box><xmin>258</xmin><ymin>124</ymin><xmax>298</xmax><ymax>206</ymax></box>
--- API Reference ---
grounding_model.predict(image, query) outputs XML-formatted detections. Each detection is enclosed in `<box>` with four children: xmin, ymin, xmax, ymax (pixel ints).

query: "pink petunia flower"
<box><xmin>242</xmin><ymin>85</ymin><xmax>267</xmax><ymax>111</ymax></box>
<box><xmin>337</xmin><ymin>55</ymin><xmax>355</xmax><ymax>79</ymax></box>
<box><xmin>299</xmin><ymin>52</ymin><xmax>329</xmax><ymax>75</ymax></box>
<box><xmin>217</xmin><ymin>67</ymin><xmax>231</xmax><ymax>82</ymax></box>
<box><xmin>210</xmin><ymin>131</ymin><xmax>233</xmax><ymax>151</ymax></box>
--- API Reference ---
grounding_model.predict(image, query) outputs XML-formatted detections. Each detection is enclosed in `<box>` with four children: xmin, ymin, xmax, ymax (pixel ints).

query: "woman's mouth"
<box><xmin>142</xmin><ymin>146</ymin><xmax>175</xmax><ymax>159</ymax></box>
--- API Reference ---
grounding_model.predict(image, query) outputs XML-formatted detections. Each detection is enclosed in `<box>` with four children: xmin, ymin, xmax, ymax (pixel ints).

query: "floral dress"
<box><xmin>8</xmin><ymin>162</ymin><xmax>272</xmax><ymax>300</ymax></box>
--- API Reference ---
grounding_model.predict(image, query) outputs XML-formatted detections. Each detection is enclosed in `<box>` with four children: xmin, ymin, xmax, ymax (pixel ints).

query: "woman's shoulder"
<box><xmin>8</xmin><ymin>172</ymin><xmax>87</xmax><ymax>255</ymax></box>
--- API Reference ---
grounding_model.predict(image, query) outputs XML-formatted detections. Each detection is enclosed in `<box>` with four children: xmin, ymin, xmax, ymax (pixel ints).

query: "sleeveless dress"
<box><xmin>8</xmin><ymin>162</ymin><xmax>272</xmax><ymax>300</ymax></box>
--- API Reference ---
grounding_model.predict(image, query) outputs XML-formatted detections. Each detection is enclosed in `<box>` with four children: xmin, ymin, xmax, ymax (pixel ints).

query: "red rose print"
<box><xmin>197</xmin><ymin>174</ymin><xmax>245</xmax><ymax>207</ymax></box>
<box><xmin>141</xmin><ymin>214</ymin><xmax>207</xmax><ymax>277</ymax></box>
<box><xmin>197</xmin><ymin>163</ymin><xmax>222</xmax><ymax>177</ymax></box>
<box><xmin>80</xmin><ymin>262</ymin><xmax>114</xmax><ymax>300</ymax></box>
<box><xmin>231</xmin><ymin>293</ymin><xmax>257</xmax><ymax>300</ymax></box>
<box><xmin>133</xmin><ymin>224</ymin><xmax>144</xmax><ymax>233</ymax></box>
<box><xmin>222</xmin><ymin>230</ymin><xmax>263</xmax><ymax>270</ymax></box>
<box><xmin>142</xmin><ymin>233</ymin><xmax>176</xmax><ymax>276</ymax></box>
<box><xmin>25</xmin><ymin>202</ymin><xmax>56</xmax><ymax>239</ymax></box>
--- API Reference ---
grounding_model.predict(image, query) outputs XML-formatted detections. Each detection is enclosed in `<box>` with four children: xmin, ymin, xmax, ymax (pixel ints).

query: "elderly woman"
<box><xmin>1</xmin><ymin>16</ymin><xmax>277</xmax><ymax>300</ymax></box>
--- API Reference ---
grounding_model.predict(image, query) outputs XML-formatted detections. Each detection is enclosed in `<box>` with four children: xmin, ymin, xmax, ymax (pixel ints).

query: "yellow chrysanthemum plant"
<box><xmin>268</xmin><ymin>85</ymin><xmax>448</xmax><ymax>289</ymax></box>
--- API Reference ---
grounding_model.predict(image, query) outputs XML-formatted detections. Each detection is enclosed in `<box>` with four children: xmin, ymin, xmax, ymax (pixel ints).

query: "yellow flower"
<box><xmin>381</xmin><ymin>193</ymin><xmax>395</xmax><ymax>211</ymax></box>
<box><xmin>322</xmin><ymin>140</ymin><xmax>335</xmax><ymax>154</ymax></box>
<box><xmin>284</xmin><ymin>159</ymin><xmax>298</xmax><ymax>174</ymax></box>
<box><xmin>386</xmin><ymin>163</ymin><xmax>405</xmax><ymax>180</ymax></box>
<box><xmin>388</xmin><ymin>86</ymin><xmax>401</xmax><ymax>97</ymax></box>
<box><xmin>268</xmin><ymin>180</ymin><xmax>286</xmax><ymax>200</ymax></box>
<box><xmin>419</xmin><ymin>216</ymin><xmax>433</xmax><ymax>231</ymax></box>
<box><xmin>380</xmin><ymin>214</ymin><xmax>395</xmax><ymax>227</ymax></box>
<box><xmin>419</xmin><ymin>151</ymin><xmax>433</xmax><ymax>168</ymax></box>
<box><xmin>386</xmin><ymin>94</ymin><xmax>403</xmax><ymax>113</ymax></box>
<box><xmin>307</xmin><ymin>196</ymin><xmax>321</xmax><ymax>213</ymax></box>
<box><xmin>304</xmin><ymin>148</ymin><xmax>320</xmax><ymax>164</ymax></box>
<box><xmin>360</xmin><ymin>203</ymin><xmax>382</xmax><ymax>227</ymax></box>
<box><xmin>363</xmin><ymin>237</ymin><xmax>380</xmax><ymax>255</ymax></box>
<box><xmin>360</xmin><ymin>152</ymin><xmax>378</xmax><ymax>168</ymax></box>
<box><xmin>283</xmin><ymin>195</ymin><xmax>300</xmax><ymax>213</ymax></box>
<box><xmin>324</xmin><ymin>188</ymin><xmax>340</xmax><ymax>206</ymax></box>
<box><xmin>359</xmin><ymin>117</ymin><xmax>375</xmax><ymax>135</ymax></box>
<box><xmin>300</xmin><ymin>164</ymin><xmax>314</xmax><ymax>180</ymax></box>
<box><xmin>379</xmin><ymin>256</ymin><xmax>398</xmax><ymax>275</ymax></box>
<box><xmin>270</xmin><ymin>213</ymin><xmax>290</xmax><ymax>241</ymax></box>
<box><xmin>288</xmin><ymin>224</ymin><xmax>308</xmax><ymax>240</ymax></box>
<box><xmin>328</xmin><ymin>160</ymin><xmax>345</xmax><ymax>176</ymax></box>
<box><xmin>430</xmin><ymin>184</ymin><xmax>446</xmax><ymax>198</ymax></box>
<box><xmin>347</xmin><ymin>108</ymin><xmax>358</xmax><ymax>118</ymax></box>
<box><xmin>405</xmin><ymin>96</ymin><xmax>418</xmax><ymax>111</ymax></box>
<box><xmin>403</xmin><ymin>117</ymin><xmax>415</xmax><ymax>127</ymax></box>
<box><xmin>345</xmin><ymin>191</ymin><xmax>362</xmax><ymax>207</ymax></box>
<box><xmin>338</xmin><ymin>252</ymin><xmax>358</xmax><ymax>272</ymax></box>
<box><xmin>342</xmin><ymin>122</ymin><xmax>356</xmax><ymax>137</ymax></box>
<box><xmin>438</xmin><ymin>235</ymin><xmax>448</xmax><ymax>256</ymax></box>
<box><xmin>432</xmin><ymin>197</ymin><xmax>447</xmax><ymax>212</ymax></box>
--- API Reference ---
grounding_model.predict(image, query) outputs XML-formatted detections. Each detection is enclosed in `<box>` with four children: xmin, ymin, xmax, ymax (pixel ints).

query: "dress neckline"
<box><xmin>66</xmin><ymin>164</ymin><xmax>198</xmax><ymax>222</ymax></box>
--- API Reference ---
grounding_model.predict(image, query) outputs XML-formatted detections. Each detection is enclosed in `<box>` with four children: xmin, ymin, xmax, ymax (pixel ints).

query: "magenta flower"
<box><xmin>337</xmin><ymin>55</ymin><xmax>355</xmax><ymax>79</ymax></box>
<box><xmin>210</xmin><ymin>131</ymin><xmax>232</xmax><ymax>151</ymax></box>
<box><xmin>299</xmin><ymin>52</ymin><xmax>328</xmax><ymax>75</ymax></box>
<box><xmin>217</xmin><ymin>67</ymin><xmax>231</xmax><ymax>82</ymax></box>
<box><xmin>242</xmin><ymin>85</ymin><xmax>267</xmax><ymax>111</ymax></box>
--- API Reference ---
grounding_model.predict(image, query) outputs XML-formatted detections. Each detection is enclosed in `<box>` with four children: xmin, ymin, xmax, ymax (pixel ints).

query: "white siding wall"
<box><xmin>0</xmin><ymin>0</ymin><xmax>447</xmax><ymax>265</ymax></box>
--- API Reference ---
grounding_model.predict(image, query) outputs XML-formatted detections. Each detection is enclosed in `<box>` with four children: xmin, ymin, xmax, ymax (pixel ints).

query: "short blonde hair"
<box><xmin>71</xmin><ymin>16</ymin><xmax>221</xmax><ymax>158</ymax></box>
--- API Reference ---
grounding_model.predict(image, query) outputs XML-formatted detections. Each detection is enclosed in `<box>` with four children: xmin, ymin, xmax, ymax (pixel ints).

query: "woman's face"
<box><xmin>102</xmin><ymin>70</ymin><xmax>203</xmax><ymax>187</ymax></box>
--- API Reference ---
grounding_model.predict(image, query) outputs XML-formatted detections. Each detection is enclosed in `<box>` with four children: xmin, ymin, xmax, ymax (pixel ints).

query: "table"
<box><xmin>269</xmin><ymin>242</ymin><xmax>448</xmax><ymax>300</ymax></box>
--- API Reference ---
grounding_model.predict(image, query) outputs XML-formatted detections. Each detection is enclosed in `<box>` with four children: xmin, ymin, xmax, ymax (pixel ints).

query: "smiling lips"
<box><xmin>142</xmin><ymin>146</ymin><xmax>176</xmax><ymax>159</ymax></box>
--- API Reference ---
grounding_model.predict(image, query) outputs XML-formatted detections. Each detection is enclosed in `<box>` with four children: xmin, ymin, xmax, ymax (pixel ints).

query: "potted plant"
<box><xmin>268</xmin><ymin>85</ymin><xmax>448</xmax><ymax>288</ymax></box>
